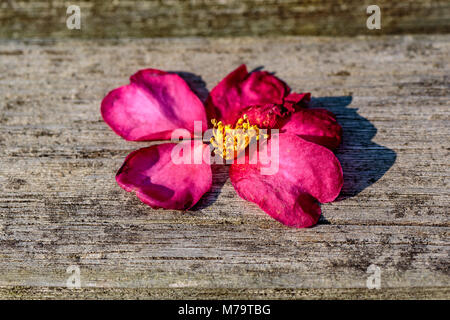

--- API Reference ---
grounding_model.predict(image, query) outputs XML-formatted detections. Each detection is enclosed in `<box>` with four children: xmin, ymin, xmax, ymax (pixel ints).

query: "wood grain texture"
<box><xmin>0</xmin><ymin>35</ymin><xmax>449</xmax><ymax>299</ymax></box>
<box><xmin>0</xmin><ymin>0</ymin><xmax>449</xmax><ymax>38</ymax></box>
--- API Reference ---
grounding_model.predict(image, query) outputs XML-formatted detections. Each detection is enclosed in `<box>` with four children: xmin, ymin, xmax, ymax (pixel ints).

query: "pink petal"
<box><xmin>283</xmin><ymin>92</ymin><xmax>311</xmax><ymax>112</ymax></box>
<box><xmin>101</xmin><ymin>69</ymin><xmax>207</xmax><ymax>141</ymax></box>
<box><xmin>205</xmin><ymin>64</ymin><xmax>290</xmax><ymax>125</ymax></box>
<box><xmin>242</xmin><ymin>92</ymin><xmax>311</xmax><ymax>129</ymax></box>
<box><xmin>229</xmin><ymin>133</ymin><xmax>343</xmax><ymax>228</ymax></box>
<box><xmin>281</xmin><ymin>108</ymin><xmax>342</xmax><ymax>150</ymax></box>
<box><xmin>116</xmin><ymin>142</ymin><xmax>212</xmax><ymax>210</ymax></box>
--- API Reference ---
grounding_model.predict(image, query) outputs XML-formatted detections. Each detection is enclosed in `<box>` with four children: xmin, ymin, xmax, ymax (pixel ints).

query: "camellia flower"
<box><xmin>101</xmin><ymin>65</ymin><xmax>343</xmax><ymax>228</ymax></box>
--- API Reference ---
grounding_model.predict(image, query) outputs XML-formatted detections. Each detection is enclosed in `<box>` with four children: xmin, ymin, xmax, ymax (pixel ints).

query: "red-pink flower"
<box><xmin>101</xmin><ymin>65</ymin><xmax>343</xmax><ymax>228</ymax></box>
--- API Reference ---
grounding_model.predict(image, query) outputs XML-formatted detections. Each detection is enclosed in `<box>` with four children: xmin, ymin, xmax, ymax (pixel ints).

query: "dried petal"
<box><xmin>229</xmin><ymin>133</ymin><xmax>343</xmax><ymax>228</ymax></box>
<box><xmin>116</xmin><ymin>142</ymin><xmax>212</xmax><ymax>209</ymax></box>
<box><xmin>281</xmin><ymin>108</ymin><xmax>342</xmax><ymax>150</ymax></box>
<box><xmin>101</xmin><ymin>69</ymin><xmax>207</xmax><ymax>141</ymax></box>
<box><xmin>206</xmin><ymin>64</ymin><xmax>290</xmax><ymax>125</ymax></box>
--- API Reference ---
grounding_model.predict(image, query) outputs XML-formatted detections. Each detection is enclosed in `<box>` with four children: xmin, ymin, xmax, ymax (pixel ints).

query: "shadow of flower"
<box><xmin>311</xmin><ymin>96</ymin><xmax>397</xmax><ymax>200</ymax></box>
<box><xmin>165</xmin><ymin>74</ymin><xmax>396</xmax><ymax>214</ymax></box>
<box><xmin>170</xmin><ymin>71</ymin><xmax>210</xmax><ymax>103</ymax></box>
<box><xmin>191</xmin><ymin>164</ymin><xmax>230</xmax><ymax>211</ymax></box>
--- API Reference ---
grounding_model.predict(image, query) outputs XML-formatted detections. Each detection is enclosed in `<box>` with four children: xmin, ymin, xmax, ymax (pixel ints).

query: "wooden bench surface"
<box><xmin>1</xmin><ymin>0</ymin><xmax>449</xmax><ymax>38</ymax></box>
<box><xmin>0</xmin><ymin>35</ymin><xmax>448</xmax><ymax>299</ymax></box>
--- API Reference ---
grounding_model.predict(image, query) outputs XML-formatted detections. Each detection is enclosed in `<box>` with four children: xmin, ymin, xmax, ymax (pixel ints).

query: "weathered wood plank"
<box><xmin>1</xmin><ymin>287</ymin><xmax>448</xmax><ymax>300</ymax></box>
<box><xmin>0</xmin><ymin>35</ymin><xmax>449</xmax><ymax>299</ymax></box>
<box><xmin>0</xmin><ymin>0</ymin><xmax>449</xmax><ymax>38</ymax></box>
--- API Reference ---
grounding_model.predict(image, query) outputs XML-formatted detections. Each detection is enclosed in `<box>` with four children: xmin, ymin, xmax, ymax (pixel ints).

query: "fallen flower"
<box><xmin>101</xmin><ymin>65</ymin><xmax>343</xmax><ymax>228</ymax></box>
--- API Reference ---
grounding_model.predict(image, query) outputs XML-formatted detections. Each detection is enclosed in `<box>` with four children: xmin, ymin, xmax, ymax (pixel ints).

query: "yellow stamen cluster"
<box><xmin>210</xmin><ymin>114</ymin><xmax>265</xmax><ymax>160</ymax></box>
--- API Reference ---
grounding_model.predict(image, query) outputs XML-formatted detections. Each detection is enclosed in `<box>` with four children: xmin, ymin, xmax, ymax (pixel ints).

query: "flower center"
<box><xmin>210</xmin><ymin>115</ymin><xmax>264</xmax><ymax>160</ymax></box>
